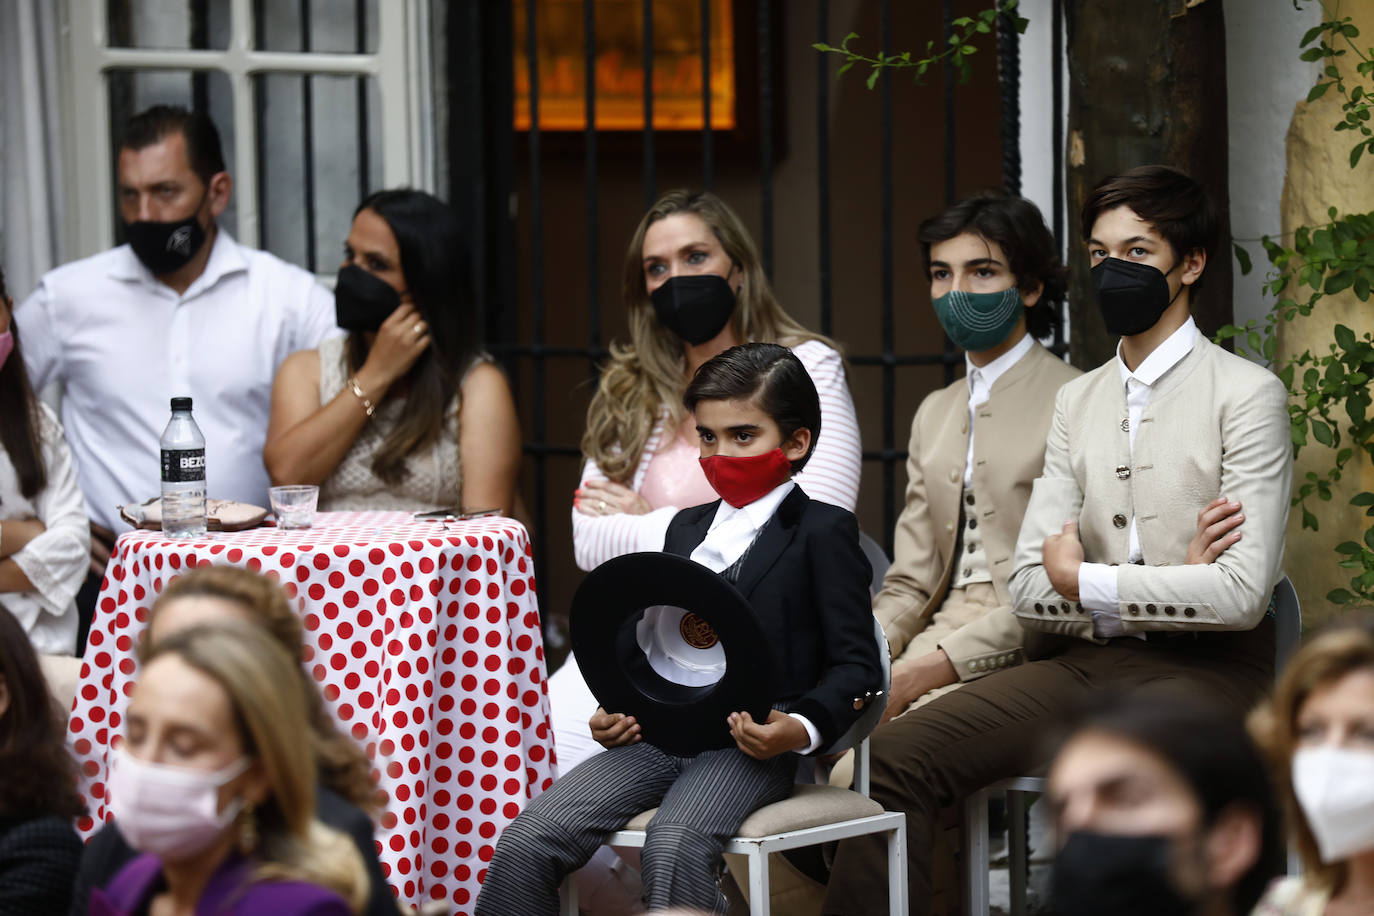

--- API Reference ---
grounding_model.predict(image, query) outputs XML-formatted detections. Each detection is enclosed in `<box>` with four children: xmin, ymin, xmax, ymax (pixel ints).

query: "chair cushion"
<box><xmin>620</xmin><ymin>785</ymin><xmax>884</xmax><ymax>838</ymax></box>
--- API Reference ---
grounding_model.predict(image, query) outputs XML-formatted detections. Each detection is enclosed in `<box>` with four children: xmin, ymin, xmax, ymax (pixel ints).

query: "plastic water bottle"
<box><xmin>160</xmin><ymin>396</ymin><xmax>207</xmax><ymax>538</ymax></box>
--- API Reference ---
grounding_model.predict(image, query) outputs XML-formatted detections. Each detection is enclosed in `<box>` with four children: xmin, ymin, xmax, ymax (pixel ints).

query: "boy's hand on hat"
<box><xmin>728</xmin><ymin>709</ymin><xmax>807</xmax><ymax>759</ymax></box>
<box><xmin>590</xmin><ymin>706</ymin><xmax>641</xmax><ymax>748</ymax></box>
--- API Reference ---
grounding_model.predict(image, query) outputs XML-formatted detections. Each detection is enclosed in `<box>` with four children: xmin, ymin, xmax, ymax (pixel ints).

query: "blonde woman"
<box><xmin>90</xmin><ymin>622</ymin><xmax>366</xmax><ymax>915</ymax></box>
<box><xmin>72</xmin><ymin>565</ymin><xmax>394</xmax><ymax>916</ymax></box>
<box><xmin>572</xmin><ymin>189</ymin><xmax>860</xmax><ymax>569</ymax></box>
<box><xmin>1251</xmin><ymin>614</ymin><xmax>1374</xmax><ymax>916</ymax></box>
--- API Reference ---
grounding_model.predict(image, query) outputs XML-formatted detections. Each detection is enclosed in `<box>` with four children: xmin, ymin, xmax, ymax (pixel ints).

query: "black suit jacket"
<box><xmin>663</xmin><ymin>486</ymin><xmax>883</xmax><ymax>748</ymax></box>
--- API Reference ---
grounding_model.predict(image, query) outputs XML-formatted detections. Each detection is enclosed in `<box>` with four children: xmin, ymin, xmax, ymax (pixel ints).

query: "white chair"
<box><xmin>560</xmin><ymin>617</ymin><xmax>907</xmax><ymax>916</ymax></box>
<box><xmin>961</xmin><ymin>576</ymin><xmax>1303</xmax><ymax>916</ymax></box>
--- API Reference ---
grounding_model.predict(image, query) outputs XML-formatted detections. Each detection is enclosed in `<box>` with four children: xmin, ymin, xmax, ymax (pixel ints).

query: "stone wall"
<box><xmin>1278</xmin><ymin>3</ymin><xmax>1374</xmax><ymax>626</ymax></box>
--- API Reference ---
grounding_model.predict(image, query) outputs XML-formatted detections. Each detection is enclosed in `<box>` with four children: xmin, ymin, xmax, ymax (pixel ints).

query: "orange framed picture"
<box><xmin>514</xmin><ymin>0</ymin><xmax>736</xmax><ymax>132</ymax></box>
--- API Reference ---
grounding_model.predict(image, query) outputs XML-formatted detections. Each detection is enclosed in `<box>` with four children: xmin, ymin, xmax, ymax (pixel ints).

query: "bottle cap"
<box><xmin>170</xmin><ymin>397</ymin><xmax>193</xmax><ymax>411</ymax></box>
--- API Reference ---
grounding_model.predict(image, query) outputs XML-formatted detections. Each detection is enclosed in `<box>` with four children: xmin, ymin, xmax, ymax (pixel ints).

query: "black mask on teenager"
<box><xmin>334</xmin><ymin>265</ymin><xmax>403</xmax><ymax>332</ymax></box>
<box><xmin>1049</xmin><ymin>832</ymin><xmax>1199</xmax><ymax>916</ymax></box>
<box><xmin>650</xmin><ymin>275</ymin><xmax>738</xmax><ymax>345</ymax></box>
<box><xmin>1091</xmin><ymin>257</ymin><xmax>1185</xmax><ymax>337</ymax></box>
<box><xmin>125</xmin><ymin>193</ymin><xmax>210</xmax><ymax>276</ymax></box>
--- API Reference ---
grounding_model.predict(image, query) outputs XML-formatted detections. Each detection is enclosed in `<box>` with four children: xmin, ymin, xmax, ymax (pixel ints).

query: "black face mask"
<box><xmin>1050</xmin><ymin>831</ymin><xmax>1199</xmax><ymax>916</ymax></box>
<box><xmin>334</xmin><ymin>265</ymin><xmax>402</xmax><ymax>332</ymax></box>
<box><xmin>125</xmin><ymin>194</ymin><xmax>210</xmax><ymax>277</ymax></box>
<box><xmin>650</xmin><ymin>275</ymin><xmax>738</xmax><ymax>345</ymax></box>
<box><xmin>1091</xmin><ymin>257</ymin><xmax>1184</xmax><ymax>337</ymax></box>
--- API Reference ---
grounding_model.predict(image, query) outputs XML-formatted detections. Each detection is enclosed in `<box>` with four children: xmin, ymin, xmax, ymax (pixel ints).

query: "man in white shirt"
<box><xmin>15</xmin><ymin>105</ymin><xmax>338</xmax><ymax>641</ymax></box>
<box><xmin>824</xmin><ymin>166</ymin><xmax>1293</xmax><ymax>915</ymax></box>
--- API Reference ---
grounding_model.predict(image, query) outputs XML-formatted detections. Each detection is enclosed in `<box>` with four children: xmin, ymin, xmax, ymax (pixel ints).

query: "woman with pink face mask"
<box><xmin>90</xmin><ymin>621</ymin><xmax>366</xmax><ymax>915</ymax></box>
<box><xmin>1250</xmin><ymin>614</ymin><xmax>1374</xmax><ymax>916</ymax></box>
<box><xmin>0</xmin><ymin>266</ymin><xmax>90</xmax><ymax>667</ymax></box>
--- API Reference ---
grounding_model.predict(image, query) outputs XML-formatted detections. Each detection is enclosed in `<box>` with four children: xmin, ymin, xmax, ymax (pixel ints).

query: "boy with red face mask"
<box><xmin>477</xmin><ymin>343</ymin><xmax>883</xmax><ymax>915</ymax></box>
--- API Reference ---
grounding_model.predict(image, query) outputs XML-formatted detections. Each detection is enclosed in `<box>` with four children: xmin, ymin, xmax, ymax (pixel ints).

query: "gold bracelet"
<box><xmin>346</xmin><ymin>376</ymin><xmax>375</xmax><ymax>417</ymax></box>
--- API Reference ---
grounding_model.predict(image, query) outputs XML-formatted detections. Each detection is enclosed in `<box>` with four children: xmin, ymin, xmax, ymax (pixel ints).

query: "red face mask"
<box><xmin>699</xmin><ymin>448</ymin><xmax>793</xmax><ymax>508</ymax></box>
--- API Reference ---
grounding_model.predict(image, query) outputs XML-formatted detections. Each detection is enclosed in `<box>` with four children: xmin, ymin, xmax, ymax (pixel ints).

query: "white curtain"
<box><xmin>0</xmin><ymin>0</ymin><xmax>65</xmax><ymax>301</ymax></box>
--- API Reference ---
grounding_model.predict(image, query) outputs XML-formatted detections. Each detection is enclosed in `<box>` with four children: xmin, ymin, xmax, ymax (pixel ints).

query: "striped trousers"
<box><xmin>476</xmin><ymin>742</ymin><xmax>797</xmax><ymax>915</ymax></box>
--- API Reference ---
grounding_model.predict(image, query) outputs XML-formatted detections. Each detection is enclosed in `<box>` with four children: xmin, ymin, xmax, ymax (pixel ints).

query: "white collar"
<box><xmin>707</xmin><ymin>479</ymin><xmax>796</xmax><ymax>532</ymax></box>
<box><xmin>965</xmin><ymin>332</ymin><xmax>1034</xmax><ymax>393</ymax></box>
<box><xmin>1116</xmin><ymin>316</ymin><xmax>1197</xmax><ymax>388</ymax></box>
<box><xmin>108</xmin><ymin>226</ymin><xmax>249</xmax><ymax>297</ymax></box>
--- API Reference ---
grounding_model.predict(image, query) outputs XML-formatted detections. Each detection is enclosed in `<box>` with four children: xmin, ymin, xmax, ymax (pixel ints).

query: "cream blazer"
<box><xmin>873</xmin><ymin>342</ymin><xmax>1080</xmax><ymax>679</ymax></box>
<box><xmin>1008</xmin><ymin>335</ymin><xmax>1293</xmax><ymax>639</ymax></box>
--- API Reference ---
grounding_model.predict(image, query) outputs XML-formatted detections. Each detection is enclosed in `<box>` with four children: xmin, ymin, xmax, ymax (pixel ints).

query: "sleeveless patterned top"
<box><xmin>315</xmin><ymin>335</ymin><xmax>465</xmax><ymax>512</ymax></box>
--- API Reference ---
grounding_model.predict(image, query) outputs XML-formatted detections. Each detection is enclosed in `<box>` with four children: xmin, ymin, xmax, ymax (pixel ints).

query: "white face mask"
<box><xmin>107</xmin><ymin>748</ymin><xmax>252</xmax><ymax>860</ymax></box>
<box><xmin>1292</xmin><ymin>745</ymin><xmax>1374</xmax><ymax>862</ymax></box>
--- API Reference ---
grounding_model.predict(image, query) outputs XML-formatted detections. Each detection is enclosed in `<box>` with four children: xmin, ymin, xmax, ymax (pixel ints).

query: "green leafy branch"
<box><xmin>813</xmin><ymin>1</ymin><xmax>1028</xmax><ymax>91</ymax></box>
<box><xmin>1299</xmin><ymin>9</ymin><xmax>1374</xmax><ymax>166</ymax></box>
<box><xmin>1221</xmin><ymin>5</ymin><xmax>1374</xmax><ymax>607</ymax></box>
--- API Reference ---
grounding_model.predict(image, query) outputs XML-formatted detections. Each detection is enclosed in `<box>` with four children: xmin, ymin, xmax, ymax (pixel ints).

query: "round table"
<box><xmin>66</xmin><ymin>511</ymin><xmax>555</xmax><ymax>913</ymax></box>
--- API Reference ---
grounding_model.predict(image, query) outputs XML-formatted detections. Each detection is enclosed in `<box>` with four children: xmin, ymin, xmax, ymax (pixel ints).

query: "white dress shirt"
<box><xmin>15</xmin><ymin>230</ymin><xmax>339</xmax><ymax>531</ymax></box>
<box><xmin>963</xmin><ymin>332</ymin><xmax>1035</xmax><ymax>487</ymax></box>
<box><xmin>0</xmin><ymin>403</ymin><xmax>91</xmax><ymax>654</ymax></box>
<box><xmin>1079</xmin><ymin>317</ymin><xmax>1199</xmax><ymax>636</ymax></box>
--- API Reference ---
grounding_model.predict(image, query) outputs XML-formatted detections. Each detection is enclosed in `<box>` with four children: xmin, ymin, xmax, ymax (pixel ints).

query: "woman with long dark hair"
<box><xmin>0</xmin><ymin>604</ymin><xmax>84</xmax><ymax>912</ymax></box>
<box><xmin>0</xmin><ymin>265</ymin><xmax>90</xmax><ymax>656</ymax></box>
<box><xmin>264</xmin><ymin>189</ymin><xmax>521</xmax><ymax>514</ymax></box>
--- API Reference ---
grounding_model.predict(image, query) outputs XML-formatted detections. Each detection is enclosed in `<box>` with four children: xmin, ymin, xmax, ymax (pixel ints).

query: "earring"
<box><xmin>238</xmin><ymin>802</ymin><xmax>259</xmax><ymax>855</ymax></box>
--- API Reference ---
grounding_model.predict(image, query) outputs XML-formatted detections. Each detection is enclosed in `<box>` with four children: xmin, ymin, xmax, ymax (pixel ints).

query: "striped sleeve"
<box><xmin>791</xmin><ymin>340</ymin><xmax>862</xmax><ymax>511</ymax></box>
<box><xmin>570</xmin><ymin>456</ymin><xmax>678</xmax><ymax>571</ymax></box>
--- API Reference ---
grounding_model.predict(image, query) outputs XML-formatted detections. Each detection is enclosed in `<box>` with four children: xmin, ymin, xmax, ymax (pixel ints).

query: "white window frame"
<box><xmin>59</xmin><ymin>0</ymin><xmax>434</xmax><ymax>260</ymax></box>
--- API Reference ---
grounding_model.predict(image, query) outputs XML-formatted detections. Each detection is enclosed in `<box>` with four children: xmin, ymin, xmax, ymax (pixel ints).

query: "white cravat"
<box><xmin>1078</xmin><ymin>317</ymin><xmax>1199</xmax><ymax>637</ymax></box>
<box><xmin>689</xmin><ymin>481</ymin><xmax>793</xmax><ymax>572</ymax></box>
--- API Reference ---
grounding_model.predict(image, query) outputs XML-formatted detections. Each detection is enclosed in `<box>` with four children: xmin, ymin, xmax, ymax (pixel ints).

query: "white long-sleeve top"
<box><xmin>572</xmin><ymin>339</ymin><xmax>862</xmax><ymax>571</ymax></box>
<box><xmin>0</xmin><ymin>402</ymin><xmax>91</xmax><ymax>655</ymax></box>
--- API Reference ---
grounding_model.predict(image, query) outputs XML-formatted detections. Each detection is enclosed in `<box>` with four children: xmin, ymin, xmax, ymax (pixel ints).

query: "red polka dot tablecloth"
<box><xmin>66</xmin><ymin>511</ymin><xmax>556</xmax><ymax>913</ymax></box>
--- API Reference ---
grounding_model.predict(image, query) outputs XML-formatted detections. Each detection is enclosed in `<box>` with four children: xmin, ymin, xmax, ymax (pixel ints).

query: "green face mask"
<box><xmin>931</xmin><ymin>287</ymin><xmax>1024</xmax><ymax>352</ymax></box>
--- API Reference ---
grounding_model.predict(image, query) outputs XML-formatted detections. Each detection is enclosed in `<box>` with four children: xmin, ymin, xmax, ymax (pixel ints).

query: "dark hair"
<box><xmin>1053</xmin><ymin>690</ymin><xmax>1281</xmax><ymax>914</ymax></box>
<box><xmin>148</xmin><ymin>566</ymin><xmax>380</xmax><ymax>813</ymax></box>
<box><xmin>918</xmin><ymin>193</ymin><xmax>1066</xmax><ymax>339</ymax></box>
<box><xmin>683</xmin><ymin>343</ymin><xmax>820</xmax><ymax>472</ymax></box>
<box><xmin>0</xmin><ymin>266</ymin><xmax>47</xmax><ymax>499</ymax></box>
<box><xmin>1080</xmin><ymin>165</ymin><xmax>1219</xmax><ymax>291</ymax></box>
<box><xmin>347</xmin><ymin>189</ymin><xmax>478</xmax><ymax>485</ymax></box>
<box><xmin>119</xmin><ymin>105</ymin><xmax>227</xmax><ymax>186</ymax></box>
<box><xmin>0</xmin><ymin>607</ymin><xmax>84</xmax><ymax>820</ymax></box>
